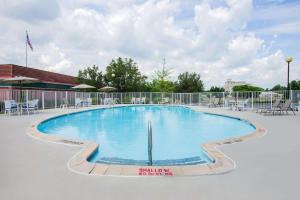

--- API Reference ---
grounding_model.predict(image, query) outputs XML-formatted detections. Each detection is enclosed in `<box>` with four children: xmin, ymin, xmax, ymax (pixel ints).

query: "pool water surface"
<box><xmin>38</xmin><ymin>106</ymin><xmax>255</xmax><ymax>165</ymax></box>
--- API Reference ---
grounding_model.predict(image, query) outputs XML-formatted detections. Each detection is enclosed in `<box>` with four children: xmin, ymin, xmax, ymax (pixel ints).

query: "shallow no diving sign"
<box><xmin>138</xmin><ymin>168</ymin><xmax>173</xmax><ymax>176</ymax></box>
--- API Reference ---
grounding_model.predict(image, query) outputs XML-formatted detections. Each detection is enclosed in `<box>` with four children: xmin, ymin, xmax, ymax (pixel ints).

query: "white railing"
<box><xmin>0</xmin><ymin>89</ymin><xmax>299</xmax><ymax>112</ymax></box>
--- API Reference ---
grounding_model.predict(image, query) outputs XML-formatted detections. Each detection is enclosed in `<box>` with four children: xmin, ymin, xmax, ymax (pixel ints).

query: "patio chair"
<box><xmin>113</xmin><ymin>98</ymin><xmax>119</xmax><ymax>104</ymax></box>
<box><xmin>104</xmin><ymin>98</ymin><xmax>113</xmax><ymax>105</ymax></box>
<box><xmin>160</xmin><ymin>97</ymin><xmax>170</xmax><ymax>104</ymax></box>
<box><xmin>237</xmin><ymin>99</ymin><xmax>249</xmax><ymax>111</ymax></box>
<box><xmin>271</xmin><ymin>100</ymin><xmax>295</xmax><ymax>115</ymax></box>
<box><xmin>140</xmin><ymin>97</ymin><xmax>146</xmax><ymax>104</ymax></box>
<box><xmin>87</xmin><ymin>98</ymin><xmax>92</xmax><ymax>106</ymax></box>
<box><xmin>4</xmin><ymin>100</ymin><xmax>18</xmax><ymax>115</ymax></box>
<box><xmin>22</xmin><ymin>99</ymin><xmax>39</xmax><ymax>114</ymax></box>
<box><xmin>75</xmin><ymin>98</ymin><xmax>82</xmax><ymax>108</ymax></box>
<box><xmin>131</xmin><ymin>97</ymin><xmax>136</xmax><ymax>104</ymax></box>
<box><xmin>208</xmin><ymin>98</ymin><xmax>220</xmax><ymax>108</ymax></box>
<box><xmin>135</xmin><ymin>98</ymin><xmax>141</xmax><ymax>104</ymax></box>
<box><xmin>259</xmin><ymin>99</ymin><xmax>281</xmax><ymax>114</ymax></box>
<box><xmin>60</xmin><ymin>98</ymin><xmax>69</xmax><ymax>108</ymax></box>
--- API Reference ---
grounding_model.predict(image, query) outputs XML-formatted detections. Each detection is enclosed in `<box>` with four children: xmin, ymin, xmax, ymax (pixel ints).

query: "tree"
<box><xmin>150</xmin><ymin>67</ymin><xmax>175</xmax><ymax>92</ymax></box>
<box><xmin>104</xmin><ymin>57</ymin><xmax>147</xmax><ymax>92</ymax></box>
<box><xmin>209</xmin><ymin>86</ymin><xmax>225</xmax><ymax>92</ymax></box>
<box><xmin>232</xmin><ymin>84</ymin><xmax>264</xmax><ymax>92</ymax></box>
<box><xmin>175</xmin><ymin>72</ymin><xmax>204</xmax><ymax>93</ymax></box>
<box><xmin>77</xmin><ymin>65</ymin><xmax>104</xmax><ymax>90</ymax></box>
<box><xmin>290</xmin><ymin>80</ymin><xmax>300</xmax><ymax>90</ymax></box>
<box><xmin>271</xmin><ymin>84</ymin><xmax>286</xmax><ymax>91</ymax></box>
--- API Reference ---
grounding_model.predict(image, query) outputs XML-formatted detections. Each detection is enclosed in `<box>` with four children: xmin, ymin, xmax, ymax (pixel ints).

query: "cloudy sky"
<box><xmin>0</xmin><ymin>0</ymin><xmax>299</xmax><ymax>89</ymax></box>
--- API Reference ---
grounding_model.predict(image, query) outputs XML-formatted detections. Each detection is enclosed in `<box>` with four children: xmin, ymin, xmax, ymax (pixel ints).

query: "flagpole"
<box><xmin>25</xmin><ymin>30</ymin><xmax>28</xmax><ymax>67</ymax></box>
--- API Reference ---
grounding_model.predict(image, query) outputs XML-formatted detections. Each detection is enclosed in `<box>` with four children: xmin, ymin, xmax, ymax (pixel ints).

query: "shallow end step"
<box><xmin>95</xmin><ymin>156</ymin><xmax>207</xmax><ymax>166</ymax></box>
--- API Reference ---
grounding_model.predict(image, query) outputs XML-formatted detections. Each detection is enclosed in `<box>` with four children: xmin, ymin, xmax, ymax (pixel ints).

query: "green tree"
<box><xmin>175</xmin><ymin>72</ymin><xmax>204</xmax><ymax>93</ymax></box>
<box><xmin>271</xmin><ymin>84</ymin><xmax>287</xmax><ymax>91</ymax></box>
<box><xmin>150</xmin><ymin>67</ymin><xmax>175</xmax><ymax>92</ymax></box>
<box><xmin>104</xmin><ymin>57</ymin><xmax>147</xmax><ymax>92</ymax></box>
<box><xmin>77</xmin><ymin>65</ymin><xmax>104</xmax><ymax>90</ymax></box>
<box><xmin>290</xmin><ymin>80</ymin><xmax>300</xmax><ymax>90</ymax></box>
<box><xmin>232</xmin><ymin>84</ymin><xmax>264</xmax><ymax>92</ymax></box>
<box><xmin>209</xmin><ymin>86</ymin><xmax>225</xmax><ymax>92</ymax></box>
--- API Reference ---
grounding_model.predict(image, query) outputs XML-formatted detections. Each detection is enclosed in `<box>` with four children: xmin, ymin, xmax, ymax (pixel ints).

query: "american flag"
<box><xmin>26</xmin><ymin>32</ymin><xmax>33</xmax><ymax>51</ymax></box>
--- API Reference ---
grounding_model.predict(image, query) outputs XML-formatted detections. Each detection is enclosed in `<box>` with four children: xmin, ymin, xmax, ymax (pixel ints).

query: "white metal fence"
<box><xmin>0</xmin><ymin>89</ymin><xmax>300</xmax><ymax>112</ymax></box>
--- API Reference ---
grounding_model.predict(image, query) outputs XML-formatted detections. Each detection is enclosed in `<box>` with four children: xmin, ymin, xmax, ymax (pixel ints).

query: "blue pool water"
<box><xmin>38</xmin><ymin>106</ymin><xmax>255</xmax><ymax>165</ymax></box>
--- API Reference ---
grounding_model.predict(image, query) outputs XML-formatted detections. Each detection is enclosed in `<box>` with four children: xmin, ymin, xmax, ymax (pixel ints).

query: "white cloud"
<box><xmin>39</xmin><ymin>43</ymin><xmax>72</xmax><ymax>73</ymax></box>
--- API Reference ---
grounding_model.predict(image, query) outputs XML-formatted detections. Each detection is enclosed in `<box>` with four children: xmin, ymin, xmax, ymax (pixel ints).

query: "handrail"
<box><xmin>148</xmin><ymin>120</ymin><xmax>153</xmax><ymax>166</ymax></box>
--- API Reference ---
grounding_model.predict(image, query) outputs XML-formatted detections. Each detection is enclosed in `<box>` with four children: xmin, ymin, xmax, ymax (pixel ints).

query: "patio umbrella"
<box><xmin>0</xmin><ymin>76</ymin><xmax>39</xmax><ymax>85</ymax></box>
<box><xmin>72</xmin><ymin>84</ymin><xmax>96</xmax><ymax>90</ymax></box>
<box><xmin>72</xmin><ymin>84</ymin><xmax>96</xmax><ymax>100</ymax></box>
<box><xmin>0</xmin><ymin>76</ymin><xmax>39</xmax><ymax>102</ymax></box>
<box><xmin>99</xmin><ymin>86</ymin><xmax>117</xmax><ymax>92</ymax></box>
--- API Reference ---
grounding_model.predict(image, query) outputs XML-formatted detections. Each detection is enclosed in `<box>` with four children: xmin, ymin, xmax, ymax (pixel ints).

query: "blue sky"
<box><xmin>0</xmin><ymin>0</ymin><xmax>299</xmax><ymax>89</ymax></box>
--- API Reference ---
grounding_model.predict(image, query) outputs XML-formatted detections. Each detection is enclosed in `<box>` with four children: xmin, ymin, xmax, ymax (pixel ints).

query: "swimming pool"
<box><xmin>38</xmin><ymin>105</ymin><xmax>256</xmax><ymax>166</ymax></box>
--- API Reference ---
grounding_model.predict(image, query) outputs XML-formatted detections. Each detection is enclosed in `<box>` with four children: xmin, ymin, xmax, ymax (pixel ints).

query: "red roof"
<box><xmin>0</xmin><ymin>64</ymin><xmax>77</xmax><ymax>86</ymax></box>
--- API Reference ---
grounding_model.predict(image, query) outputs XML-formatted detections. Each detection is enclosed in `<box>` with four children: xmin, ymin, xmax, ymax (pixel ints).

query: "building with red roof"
<box><xmin>0</xmin><ymin>64</ymin><xmax>78</xmax><ymax>90</ymax></box>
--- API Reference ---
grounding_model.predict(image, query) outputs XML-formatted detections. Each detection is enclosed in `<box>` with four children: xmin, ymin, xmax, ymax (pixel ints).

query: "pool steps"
<box><xmin>96</xmin><ymin>156</ymin><xmax>206</xmax><ymax>166</ymax></box>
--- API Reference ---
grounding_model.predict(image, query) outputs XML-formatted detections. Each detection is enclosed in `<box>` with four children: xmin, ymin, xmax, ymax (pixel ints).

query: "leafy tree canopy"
<box><xmin>175</xmin><ymin>72</ymin><xmax>204</xmax><ymax>93</ymax></box>
<box><xmin>290</xmin><ymin>80</ymin><xmax>300</xmax><ymax>90</ymax></box>
<box><xmin>77</xmin><ymin>65</ymin><xmax>104</xmax><ymax>90</ymax></box>
<box><xmin>151</xmin><ymin>67</ymin><xmax>175</xmax><ymax>92</ymax></box>
<box><xmin>232</xmin><ymin>84</ymin><xmax>264</xmax><ymax>92</ymax></box>
<box><xmin>209</xmin><ymin>86</ymin><xmax>225</xmax><ymax>92</ymax></box>
<box><xmin>104</xmin><ymin>57</ymin><xmax>147</xmax><ymax>92</ymax></box>
<box><xmin>271</xmin><ymin>84</ymin><xmax>287</xmax><ymax>91</ymax></box>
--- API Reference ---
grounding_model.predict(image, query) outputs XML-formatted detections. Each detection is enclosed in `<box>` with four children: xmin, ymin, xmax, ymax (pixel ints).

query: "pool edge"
<box><xmin>26</xmin><ymin>105</ymin><xmax>267</xmax><ymax>177</ymax></box>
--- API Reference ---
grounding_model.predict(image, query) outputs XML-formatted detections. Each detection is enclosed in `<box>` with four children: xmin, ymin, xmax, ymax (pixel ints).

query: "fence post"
<box><xmin>66</xmin><ymin>91</ymin><xmax>68</xmax><ymax>101</ymax></box>
<box><xmin>42</xmin><ymin>91</ymin><xmax>45</xmax><ymax>110</ymax></box>
<box><xmin>251</xmin><ymin>92</ymin><xmax>254</xmax><ymax>110</ymax></box>
<box><xmin>6</xmin><ymin>90</ymin><xmax>9</xmax><ymax>101</ymax></box>
<box><xmin>189</xmin><ymin>93</ymin><xmax>192</xmax><ymax>105</ymax></box>
<box><xmin>95</xmin><ymin>92</ymin><xmax>97</xmax><ymax>105</ymax></box>
<box><xmin>54</xmin><ymin>91</ymin><xmax>57</xmax><ymax>109</ymax></box>
<box><xmin>180</xmin><ymin>93</ymin><xmax>182</xmax><ymax>104</ymax></box>
<box><xmin>270</xmin><ymin>92</ymin><xmax>273</xmax><ymax>109</ymax></box>
<box><xmin>222</xmin><ymin>92</ymin><xmax>225</xmax><ymax>108</ymax></box>
<box><xmin>26</xmin><ymin>90</ymin><xmax>29</xmax><ymax>107</ymax></box>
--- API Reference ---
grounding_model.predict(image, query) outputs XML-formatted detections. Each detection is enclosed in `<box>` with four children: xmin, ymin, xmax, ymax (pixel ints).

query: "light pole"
<box><xmin>285</xmin><ymin>56</ymin><xmax>293</xmax><ymax>91</ymax></box>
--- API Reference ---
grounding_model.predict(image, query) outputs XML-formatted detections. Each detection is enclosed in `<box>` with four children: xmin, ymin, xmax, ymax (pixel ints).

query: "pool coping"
<box><xmin>26</xmin><ymin>105</ymin><xmax>267</xmax><ymax>177</ymax></box>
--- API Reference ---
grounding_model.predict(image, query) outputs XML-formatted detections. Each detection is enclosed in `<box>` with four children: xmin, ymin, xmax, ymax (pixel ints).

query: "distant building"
<box><xmin>224</xmin><ymin>79</ymin><xmax>246</xmax><ymax>92</ymax></box>
<box><xmin>0</xmin><ymin>64</ymin><xmax>77</xmax><ymax>90</ymax></box>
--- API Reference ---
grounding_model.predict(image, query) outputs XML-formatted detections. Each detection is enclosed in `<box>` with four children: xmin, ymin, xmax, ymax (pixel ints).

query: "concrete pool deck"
<box><xmin>0</xmin><ymin>106</ymin><xmax>299</xmax><ymax>199</ymax></box>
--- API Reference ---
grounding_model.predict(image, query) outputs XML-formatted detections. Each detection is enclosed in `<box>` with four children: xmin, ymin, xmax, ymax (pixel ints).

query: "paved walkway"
<box><xmin>0</xmin><ymin>106</ymin><xmax>299</xmax><ymax>200</ymax></box>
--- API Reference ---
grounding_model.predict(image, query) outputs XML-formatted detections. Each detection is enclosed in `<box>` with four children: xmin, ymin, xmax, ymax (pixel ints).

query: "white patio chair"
<box><xmin>140</xmin><ymin>97</ymin><xmax>146</xmax><ymax>104</ymax></box>
<box><xmin>60</xmin><ymin>98</ymin><xmax>69</xmax><ymax>108</ymax></box>
<box><xmin>135</xmin><ymin>98</ymin><xmax>141</xmax><ymax>104</ymax></box>
<box><xmin>21</xmin><ymin>99</ymin><xmax>39</xmax><ymax>114</ymax></box>
<box><xmin>131</xmin><ymin>97</ymin><xmax>136</xmax><ymax>104</ymax></box>
<box><xmin>237</xmin><ymin>99</ymin><xmax>249</xmax><ymax>111</ymax></box>
<box><xmin>113</xmin><ymin>98</ymin><xmax>119</xmax><ymax>104</ymax></box>
<box><xmin>160</xmin><ymin>97</ymin><xmax>170</xmax><ymax>104</ymax></box>
<box><xmin>86</xmin><ymin>98</ymin><xmax>92</xmax><ymax>106</ymax></box>
<box><xmin>75</xmin><ymin>98</ymin><xmax>82</xmax><ymax>108</ymax></box>
<box><xmin>104</xmin><ymin>98</ymin><xmax>113</xmax><ymax>105</ymax></box>
<box><xmin>4</xmin><ymin>100</ymin><xmax>18</xmax><ymax>115</ymax></box>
